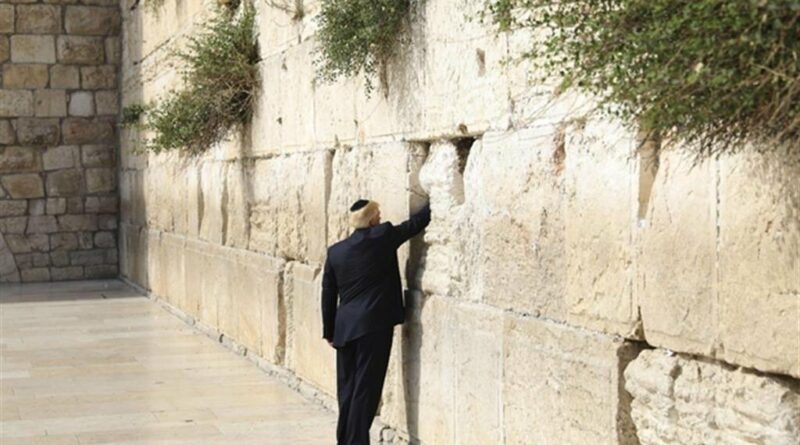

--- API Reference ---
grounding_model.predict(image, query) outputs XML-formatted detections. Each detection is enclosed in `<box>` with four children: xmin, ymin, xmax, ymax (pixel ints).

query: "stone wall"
<box><xmin>0</xmin><ymin>0</ymin><xmax>120</xmax><ymax>283</ymax></box>
<box><xmin>118</xmin><ymin>0</ymin><xmax>800</xmax><ymax>443</ymax></box>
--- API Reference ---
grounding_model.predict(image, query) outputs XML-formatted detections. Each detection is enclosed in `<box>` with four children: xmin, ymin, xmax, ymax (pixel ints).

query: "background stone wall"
<box><xmin>117</xmin><ymin>0</ymin><xmax>800</xmax><ymax>443</ymax></box>
<box><xmin>0</xmin><ymin>0</ymin><xmax>120</xmax><ymax>283</ymax></box>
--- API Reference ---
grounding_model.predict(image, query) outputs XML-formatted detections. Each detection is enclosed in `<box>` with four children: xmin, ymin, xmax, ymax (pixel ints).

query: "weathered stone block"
<box><xmin>104</xmin><ymin>37</ymin><xmax>120</xmax><ymax>64</ymax></box>
<box><xmin>287</xmin><ymin>261</ymin><xmax>336</xmax><ymax>396</ymax></box>
<box><xmin>50</xmin><ymin>250</ymin><xmax>70</xmax><ymax>267</ymax></box>
<box><xmin>81</xmin><ymin>65</ymin><xmax>116</xmax><ymax>89</ymax></box>
<box><xmin>46</xmin><ymin>197</ymin><xmax>66</xmax><ymax>214</ymax></box>
<box><xmin>28</xmin><ymin>198</ymin><xmax>44</xmax><ymax>215</ymax></box>
<box><xmin>50</xmin><ymin>65</ymin><xmax>80</xmax><ymax>89</ymax></box>
<box><xmin>2</xmin><ymin>173</ymin><xmax>43</xmax><ymax>198</ymax></box>
<box><xmin>77</xmin><ymin>231</ymin><xmax>92</xmax><ymax>249</ymax></box>
<box><xmin>94</xmin><ymin>90</ymin><xmax>117</xmax><ymax>115</ymax></box>
<box><xmin>69</xmin><ymin>248</ymin><xmax>105</xmax><ymax>265</ymax></box>
<box><xmin>46</xmin><ymin>168</ymin><xmax>83</xmax><ymax>196</ymax></box>
<box><xmin>0</xmin><ymin>37</ymin><xmax>9</xmax><ymax>64</ymax></box>
<box><xmin>0</xmin><ymin>120</ymin><xmax>15</xmax><ymax>144</ymax></box>
<box><xmin>21</xmin><ymin>267</ymin><xmax>50</xmax><ymax>282</ymax></box>
<box><xmin>26</xmin><ymin>215</ymin><xmax>58</xmax><ymax>234</ymax></box>
<box><xmin>93</xmin><ymin>230</ymin><xmax>114</xmax><ymax>248</ymax></box>
<box><xmin>65</xmin><ymin>6</ymin><xmax>120</xmax><ymax>35</ymax></box>
<box><xmin>717</xmin><ymin>151</ymin><xmax>800</xmax><ymax>378</ymax></box>
<box><xmin>0</xmin><ymin>216</ymin><xmax>27</xmax><ymax>234</ymax></box>
<box><xmin>0</xmin><ymin>200</ymin><xmax>27</xmax><ymax>217</ymax></box>
<box><xmin>57</xmin><ymin>36</ymin><xmax>104</xmax><ymax>64</ymax></box>
<box><xmin>3</xmin><ymin>64</ymin><xmax>49</xmax><ymax>89</ymax></box>
<box><xmin>68</xmin><ymin>91</ymin><xmax>94</xmax><ymax>116</ymax></box>
<box><xmin>66</xmin><ymin>196</ymin><xmax>82</xmax><ymax>213</ymax></box>
<box><xmin>84</xmin><ymin>195</ymin><xmax>117</xmax><ymax>213</ymax></box>
<box><xmin>16</xmin><ymin>5</ymin><xmax>61</xmax><ymax>34</ymax></box>
<box><xmin>34</xmin><ymin>90</ymin><xmax>67</xmax><ymax>118</ymax></box>
<box><xmin>51</xmin><ymin>266</ymin><xmax>84</xmax><ymax>280</ymax></box>
<box><xmin>16</xmin><ymin>118</ymin><xmax>60</xmax><ymax>145</ymax></box>
<box><xmin>1</xmin><ymin>146</ymin><xmax>40</xmax><ymax>173</ymax></box>
<box><xmin>504</xmin><ymin>313</ymin><xmax>640</xmax><ymax>445</ymax></box>
<box><xmin>564</xmin><ymin>120</ymin><xmax>640</xmax><ymax>337</ymax></box>
<box><xmin>80</xmin><ymin>144</ymin><xmax>114</xmax><ymax>167</ymax></box>
<box><xmin>6</xmin><ymin>233</ymin><xmax>48</xmax><ymax>253</ymax></box>
<box><xmin>58</xmin><ymin>214</ymin><xmax>97</xmax><ymax>231</ymax></box>
<box><xmin>97</xmin><ymin>214</ymin><xmax>115</xmax><ymax>230</ymax></box>
<box><xmin>10</xmin><ymin>35</ymin><xmax>56</xmax><ymax>63</ymax></box>
<box><xmin>625</xmin><ymin>349</ymin><xmax>800</xmax><ymax>445</ymax></box>
<box><xmin>638</xmin><ymin>150</ymin><xmax>717</xmax><ymax>356</ymax></box>
<box><xmin>86</xmin><ymin>167</ymin><xmax>115</xmax><ymax>193</ymax></box>
<box><xmin>50</xmin><ymin>232</ymin><xmax>78</xmax><ymax>250</ymax></box>
<box><xmin>62</xmin><ymin>117</ymin><xmax>114</xmax><ymax>144</ymax></box>
<box><xmin>0</xmin><ymin>5</ymin><xmax>13</xmax><ymax>33</ymax></box>
<box><xmin>0</xmin><ymin>90</ymin><xmax>34</xmax><ymax>117</ymax></box>
<box><xmin>43</xmin><ymin>145</ymin><xmax>79</xmax><ymax>171</ymax></box>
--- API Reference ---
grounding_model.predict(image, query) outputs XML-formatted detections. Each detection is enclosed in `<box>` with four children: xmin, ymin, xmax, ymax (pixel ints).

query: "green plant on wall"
<box><xmin>315</xmin><ymin>0</ymin><xmax>412</xmax><ymax>94</ymax></box>
<box><xmin>485</xmin><ymin>0</ymin><xmax>800</xmax><ymax>156</ymax></box>
<box><xmin>128</xmin><ymin>2</ymin><xmax>259</xmax><ymax>154</ymax></box>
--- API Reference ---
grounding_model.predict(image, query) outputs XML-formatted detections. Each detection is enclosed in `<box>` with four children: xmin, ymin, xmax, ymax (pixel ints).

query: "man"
<box><xmin>322</xmin><ymin>198</ymin><xmax>431</xmax><ymax>445</ymax></box>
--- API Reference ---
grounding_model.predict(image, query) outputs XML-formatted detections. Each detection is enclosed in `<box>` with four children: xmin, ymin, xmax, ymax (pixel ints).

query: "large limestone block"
<box><xmin>158</xmin><ymin>232</ymin><xmax>187</xmax><ymax>312</ymax></box>
<box><xmin>226</xmin><ymin>248</ymin><xmax>284</xmax><ymax>360</ymax></box>
<box><xmin>224</xmin><ymin>161</ymin><xmax>250</xmax><ymax>249</ymax></box>
<box><xmin>717</xmin><ymin>151</ymin><xmax>800</xmax><ymax>378</ymax></box>
<box><xmin>2</xmin><ymin>173</ymin><xmax>44</xmax><ymax>198</ymax></box>
<box><xmin>119</xmin><ymin>169</ymin><xmax>146</xmax><ymax>227</ymax></box>
<box><xmin>183</xmin><ymin>238</ymin><xmax>223</xmax><ymax>328</ymax></box>
<box><xmin>277</xmin><ymin>43</ymin><xmax>316</xmax><ymax>151</ymax></box>
<box><xmin>565</xmin><ymin>119</ymin><xmax>640</xmax><ymax>337</ymax></box>
<box><xmin>638</xmin><ymin>149</ymin><xmax>717</xmax><ymax>355</ymax></box>
<box><xmin>249</xmin><ymin>55</ymin><xmax>283</xmax><ymax>155</ymax></box>
<box><xmin>65</xmin><ymin>6</ymin><xmax>121</xmax><ymax>36</ymax></box>
<box><xmin>462</xmin><ymin>129</ymin><xmax>565</xmax><ymax>318</ymax></box>
<box><xmin>381</xmin><ymin>294</ymin><xmax>456</xmax><ymax>444</ymax></box>
<box><xmin>453</xmin><ymin>303</ymin><xmax>503</xmax><ymax>445</ymax></box>
<box><xmin>198</xmin><ymin>161</ymin><xmax>226</xmax><ymax>244</ymax></box>
<box><xmin>1</xmin><ymin>146</ymin><xmax>40</xmax><ymax>173</ymax></box>
<box><xmin>249</xmin><ymin>151</ymin><xmax>330</xmax><ymax>264</ymax></box>
<box><xmin>119</xmin><ymin>223</ymin><xmax>149</xmax><ymax>288</ymax></box>
<box><xmin>16</xmin><ymin>4</ymin><xmax>61</xmax><ymax>34</ymax></box>
<box><xmin>287</xmin><ymin>261</ymin><xmax>336</xmax><ymax>396</ymax></box>
<box><xmin>625</xmin><ymin>349</ymin><xmax>800</xmax><ymax>445</ymax></box>
<box><xmin>10</xmin><ymin>35</ymin><xmax>56</xmax><ymax>63</ymax></box>
<box><xmin>0</xmin><ymin>90</ymin><xmax>34</xmax><ymax>117</ymax></box>
<box><xmin>504</xmin><ymin>313</ymin><xmax>641</xmax><ymax>445</ymax></box>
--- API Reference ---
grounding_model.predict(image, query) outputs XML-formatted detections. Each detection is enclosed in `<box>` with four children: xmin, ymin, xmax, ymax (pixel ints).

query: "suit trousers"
<box><xmin>336</xmin><ymin>327</ymin><xmax>394</xmax><ymax>445</ymax></box>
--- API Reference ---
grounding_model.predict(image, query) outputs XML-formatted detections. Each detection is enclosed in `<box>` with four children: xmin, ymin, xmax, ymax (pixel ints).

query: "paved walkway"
<box><xmin>0</xmin><ymin>280</ymin><xmax>336</xmax><ymax>444</ymax></box>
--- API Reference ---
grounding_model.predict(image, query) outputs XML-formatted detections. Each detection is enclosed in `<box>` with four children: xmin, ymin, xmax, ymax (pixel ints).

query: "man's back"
<box><xmin>322</xmin><ymin>204</ymin><xmax>431</xmax><ymax>347</ymax></box>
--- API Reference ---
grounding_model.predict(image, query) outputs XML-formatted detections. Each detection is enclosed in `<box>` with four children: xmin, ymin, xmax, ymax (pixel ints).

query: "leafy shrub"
<box><xmin>315</xmin><ymin>0</ymin><xmax>412</xmax><ymax>94</ymax></box>
<box><xmin>143</xmin><ymin>3</ymin><xmax>259</xmax><ymax>153</ymax></box>
<box><xmin>485</xmin><ymin>0</ymin><xmax>800</xmax><ymax>155</ymax></box>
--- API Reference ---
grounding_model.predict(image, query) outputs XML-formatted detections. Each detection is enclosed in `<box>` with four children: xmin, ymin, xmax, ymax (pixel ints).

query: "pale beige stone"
<box><xmin>85</xmin><ymin>167</ymin><xmax>115</xmax><ymax>193</ymax></box>
<box><xmin>46</xmin><ymin>168</ymin><xmax>83</xmax><ymax>196</ymax></box>
<box><xmin>34</xmin><ymin>90</ymin><xmax>67</xmax><ymax>117</ymax></box>
<box><xmin>2</xmin><ymin>173</ymin><xmax>44</xmax><ymax>198</ymax></box>
<box><xmin>43</xmin><ymin>145</ymin><xmax>79</xmax><ymax>171</ymax></box>
<box><xmin>717</xmin><ymin>150</ymin><xmax>800</xmax><ymax>378</ymax></box>
<box><xmin>0</xmin><ymin>90</ymin><xmax>34</xmax><ymax>117</ymax></box>
<box><xmin>16</xmin><ymin>118</ymin><xmax>60</xmax><ymax>145</ymax></box>
<box><xmin>16</xmin><ymin>4</ymin><xmax>61</xmax><ymax>34</ymax></box>
<box><xmin>0</xmin><ymin>37</ymin><xmax>9</xmax><ymax>64</ymax></box>
<box><xmin>3</xmin><ymin>64</ymin><xmax>49</xmax><ymax>89</ymax></box>
<box><xmin>0</xmin><ymin>120</ymin><xmax>14</xmax><ymax>144</ymax></box>
<box><xmin>69</xmin><ymin>91</ymin><xmax>95</xmax><ymax>116</ymax></box>
<box><xmin>81</xmin><ymin>65</ymin><xmax>116</xmax><ymax>89</ymax></box>
<box><xmin>504</xmin><ymin>312</ymin><xmax>640</xmax><ymax>444</ymax></box>
<box><xmin>564</xmin><ymin>119</ymin><xmax>640</xmax><ymax>337</ymax></box>
<box><xmin>57</xmin><ymin>36</ymin><xmax>104</xmax><ymax>64</ymax></box>
<box><xmin>625</xmin><ymin>349</ymin><xmax>800</xmax><ymax>445</ymax></box>
<box><xmin>64</xmin><ymin>6</ymin><xmax>120</xmax><ymax>36</ymax></box>
<box><xmin>0</xmin><ymin>4</ymin><xmax>13</xmax><ymax>33</ymax></box>
<box><xmin>287</xmin><ymin>261</ymin><xmax>336</xmax><ymax>395</ymax></box>
<box><xmin>1</xmin><ymin>146</ymin><xmax>40</xmax><ymax>173</ymax></box>
<box><xmin>638</xmin><ymin>149</ymin><xmax>717</xmax><ymax>356</ymax></box>
<box><xmin>94</xmin><ymin>90</ymin><xmax>117</xmax><ymax>116</ymax></box>
<box><xmin>50</xmin><ymin>65</ymin><xmax>81</xmax><ymax>89</ymax></box>
<box><xmin>10</xmin><ymin>35</ymin><xmax>56</xmax><ymax>64</ymax></box>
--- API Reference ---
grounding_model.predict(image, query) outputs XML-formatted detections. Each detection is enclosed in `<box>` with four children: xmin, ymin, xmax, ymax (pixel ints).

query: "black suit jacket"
<box><xmin>322</xmin><ymin>204</ymin><xmax>431</xmax><ymax>347</ymax></box>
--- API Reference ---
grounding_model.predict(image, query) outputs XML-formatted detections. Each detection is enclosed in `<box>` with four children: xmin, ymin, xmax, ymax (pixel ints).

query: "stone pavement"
<box><xmin>0</xmin><ymin>279</ymin><xmax>336</xmax><ymax>444</ymax></box>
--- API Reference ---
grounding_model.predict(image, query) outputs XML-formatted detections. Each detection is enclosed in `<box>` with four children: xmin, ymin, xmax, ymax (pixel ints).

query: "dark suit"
<box><xmin>321</xmin><ymin>203</ymin><xmax>431</xmax><ymax>445</ymax></box>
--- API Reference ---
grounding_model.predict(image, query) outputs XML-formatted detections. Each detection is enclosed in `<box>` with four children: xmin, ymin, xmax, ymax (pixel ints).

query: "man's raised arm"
<box><xmin>390</xmin><ymin>203</ymin><xmax>431</xmax><ymax>248</ymax></box>
<box><xmin>321</xmin><ymin>255</ymin><xmax>338</xmax><ymax>342</ymax></box>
